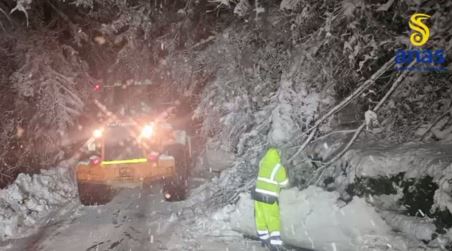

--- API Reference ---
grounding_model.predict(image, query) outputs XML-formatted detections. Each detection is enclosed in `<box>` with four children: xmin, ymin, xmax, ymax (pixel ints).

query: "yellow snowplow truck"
<box><xmin>75</xmin><ymin>120</ymin><xmax>191</xmax><ymax>205</ymax></box>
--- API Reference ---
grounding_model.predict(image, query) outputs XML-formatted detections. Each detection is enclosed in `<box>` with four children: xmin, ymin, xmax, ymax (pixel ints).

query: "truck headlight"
<box><xmin>93</xmin><ymin>128</ymin><xmax>103</xmax><ymax>138</ymax></box>
<box><xmin>141</xmin><ymin>124</ymin><xmax>154</xmax><ymax>138</ymax></box>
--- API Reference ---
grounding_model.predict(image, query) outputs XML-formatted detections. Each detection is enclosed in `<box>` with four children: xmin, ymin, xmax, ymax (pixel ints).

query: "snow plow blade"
<box><xmin>76</xmin><ymin>157</ymin><xmax>177</xmax><ymax>205</ymax></box>
<box><xmin>76</xmin><ymin>158</ymin><xmax>175</xmax><ymax>187</ymax></box>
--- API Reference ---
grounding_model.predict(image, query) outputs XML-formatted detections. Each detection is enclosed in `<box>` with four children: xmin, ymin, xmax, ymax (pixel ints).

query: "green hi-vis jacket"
<box><xmin>255</xmin><ymin>148</ymin><xmax>289</xmax><ymax>198</ymax></box>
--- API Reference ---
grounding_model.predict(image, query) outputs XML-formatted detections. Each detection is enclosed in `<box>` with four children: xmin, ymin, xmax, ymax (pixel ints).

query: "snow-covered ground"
<box><xmin>1</xmin><ymin>142</ymin><xmax>452</xmax><ymax>251</ymax></box>
<box><xmin>0</xmin><ymin>167</ymin><xmax>77</xmax><ymax>241</ymax></box>
<box><xmin>231</xmin><ymin>187</ymin><xmax>439</xmax><ymax>251</ymax></box>
<box><xmin>0</xmin><ymin>172</ymin><xmax>265</xmax><ymax>251</ymax></box>
<box><xmin>231</xmin><ymin>142</ymin><xmax>452</xmax><ymax>251</ymax></box>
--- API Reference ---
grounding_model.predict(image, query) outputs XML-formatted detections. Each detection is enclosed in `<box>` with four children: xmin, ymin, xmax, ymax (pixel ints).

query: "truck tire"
<box><xmin>162</xmin><ymin>178</ymin><xmax>186</xmax><ymax>201</ymax></box>
<box><xmin>163</xmin><ymin>144</ymin><xmax>188</xmax><ymax>201</ymax></box>
<box><xmin>77</xmin><ymin>182</ymin><xmax>115</xmax><ymax>205</ymax></box>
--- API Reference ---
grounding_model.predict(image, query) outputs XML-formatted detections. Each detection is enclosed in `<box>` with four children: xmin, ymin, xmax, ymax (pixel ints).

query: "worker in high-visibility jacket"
<box><xmin>253</xmin><ymin>147</ymin><xmax>289</xmax><ymax>250</ymax></box>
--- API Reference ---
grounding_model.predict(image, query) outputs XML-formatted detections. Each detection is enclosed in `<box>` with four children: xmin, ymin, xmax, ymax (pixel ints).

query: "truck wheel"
<box><xmin>162</xmin><ymin>178</ymin><xmax>186</xmax><ymax>201</ymax></box>
<box><xmin>163</xmin><ymin>144</ymin><xmax>188</xmax><ymax>201</ymax></box>
<box><xmin>77</xmin><ymin>182</ymin><xmax>115</xmax><ymax>205</ymax></box>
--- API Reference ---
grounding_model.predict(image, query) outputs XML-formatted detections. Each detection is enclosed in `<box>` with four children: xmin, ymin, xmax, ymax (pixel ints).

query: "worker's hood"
<box><xmin>264</xmin><ymin>147</ymin><xmax>281</xmax><ymax>163</ymax></box>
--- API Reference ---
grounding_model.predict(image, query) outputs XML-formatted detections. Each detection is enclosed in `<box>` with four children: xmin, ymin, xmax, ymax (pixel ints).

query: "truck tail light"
<box><xmin>148</xmin><ymin>152</ymin><xmax>159</xmax><ymax>161</ymax></box>
<box><xmin>89</xmin><ymin>155</ymin><xmax>101</xmax><ymax>166</ymax></box>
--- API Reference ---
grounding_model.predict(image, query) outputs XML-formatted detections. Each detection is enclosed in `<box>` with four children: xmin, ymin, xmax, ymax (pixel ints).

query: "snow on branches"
<box><xmin>9</xmin><ymin>34</ymin><xmax>91</xmax><ymax>165</ymax></box>
<box><xmin>280</xmin><ymin>0</ymin><xmax>302</xmax><ymax>11</ymax></box>
<box><xmin>12</xmin><ymin>38</ymin><xmax>87</xmax><ymax>132</ymax></box>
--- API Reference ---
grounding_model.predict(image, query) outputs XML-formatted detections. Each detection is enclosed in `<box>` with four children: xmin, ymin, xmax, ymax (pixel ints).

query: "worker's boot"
<box><xmin>260</xmin><ymin>240</ymin><xmax>267</xmax><ymax>248</ymax></box>
<box><xmin>269</xmin><ymin>235</ymin><xmax>285</xmax><ymax>251</ymax></box>
<box><xmin>269</xmin><ymin>245</ymin><xmax>282</xmax><ymax>251</ymax></box>
<box><xmin>257</xmin><ymin>231</ymin><xmax>270</xmax><ymax>248</ymax></box>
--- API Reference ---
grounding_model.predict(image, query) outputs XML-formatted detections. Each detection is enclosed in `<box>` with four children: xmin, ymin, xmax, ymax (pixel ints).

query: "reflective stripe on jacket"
<box><xmin>255</xmin><ymin>148</ymin><xmax>288</xmax><ymax>198</ymax></box>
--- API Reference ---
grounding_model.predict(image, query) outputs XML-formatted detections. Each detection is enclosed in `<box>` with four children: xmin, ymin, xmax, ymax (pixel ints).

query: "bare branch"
<box><xmin>306</xmin><ymin>62</ymin><xmax>415</xmax><ymax>187</ymax></box>
<box><xmin>288</xmin><ymin>57</ymin><xmax>395</xmax><ymax>162</ymax></box>
<box><xmin>46</xmin><ymin>0</ymin><xmax>72</xmax><ymax>24</ymax></box>
<box><xmin>420</xmin><ymin>105</ymin><xmax>452</xmax><ymax>140</ymax></box>
<box><xmin>0</xmin><ymin>6</ymin><xmax>12</xmax><ymax>23</ymax></box>
<box><xmin>0</xmin><ymin>20</ymin><xmax>5</xmax><ymax>33</ymax></box>
<box><xmin>10</xmin><ymin>3</ymin><xmax>28</xmax><ymax>27</ymax></box>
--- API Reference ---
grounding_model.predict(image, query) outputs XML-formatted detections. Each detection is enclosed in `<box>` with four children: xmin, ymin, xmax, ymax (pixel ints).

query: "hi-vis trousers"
<box><xmin>255</xmin><ymin>201</ymin><xmax>283</xmax><ymax>246</ymax></box>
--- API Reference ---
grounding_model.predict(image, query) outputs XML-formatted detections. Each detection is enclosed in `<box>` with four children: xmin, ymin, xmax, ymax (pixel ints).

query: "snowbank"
<box><xmin>195</xmin><ymin>204</ymin><xmax>241</xmax><ymax>238</ymax></box>
<box><xmin>230</xmin><ymin>186</ymin><xmax>428</xmax><ymax>251</ymax></box>
<box><xmin>0</xmin><ymin>167</ymin><xmax>77</xmax><ymax>240</ymax></box>
<box><xmin>378</xmin><ymin>210</ymin><xmax>436</xmax><ymax>242</ymax></box>
<box><xmin>434</xmin><ymin>163</ymin><xmax>452</xmax><ymax>213</ymax></box>
<box><xmin>338</xmin><ymin>143</ymin><xmax>452</xmax><ymax>181</ymax></box>
<box><xmin>330</xmin><ymin>143</ymin><xmax>452</xmax><ymax>222</ymax></box>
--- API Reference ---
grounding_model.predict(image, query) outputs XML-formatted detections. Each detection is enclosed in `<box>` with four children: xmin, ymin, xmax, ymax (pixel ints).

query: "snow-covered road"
<box><xmin>1</xmin><ymin>183</ymin><xmax>266</xmax><ymax>251</ymax></box>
